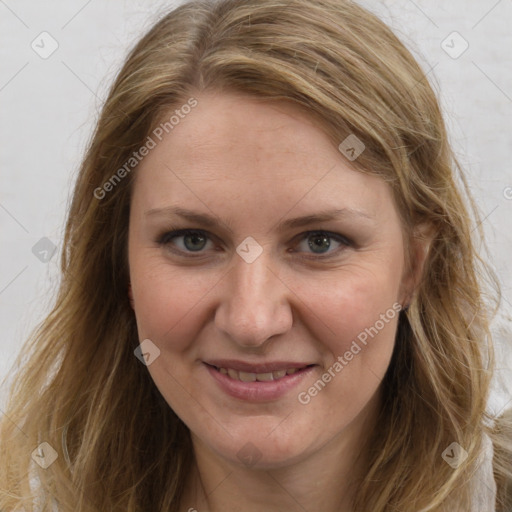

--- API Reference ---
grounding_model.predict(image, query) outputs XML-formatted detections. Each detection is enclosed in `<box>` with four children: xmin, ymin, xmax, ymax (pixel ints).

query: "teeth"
<box><xmin>238</xmin><ymin>371</ymin><xmax>256</xmax><ymax>382</ymax></box>
<box><xmin>256</xmin><ymin>372</ymin><xmax>274</xmax><ymax>381</ymax></box>
<box><xmin>216</xmin><ymin>366</ymin><xmax>305</xmax><ymax>382</ymax></box>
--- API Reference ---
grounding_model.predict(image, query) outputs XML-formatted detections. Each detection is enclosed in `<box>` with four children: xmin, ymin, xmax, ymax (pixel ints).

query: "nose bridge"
<box><xmin>233</xmin><ymin>254</ymin><xmax>275</xmax><ymax>311</ymax></box>
<box><xmin>215</xmin><ymin>250</ymin><xmax>292</xmax><ymax>346</ymax></box>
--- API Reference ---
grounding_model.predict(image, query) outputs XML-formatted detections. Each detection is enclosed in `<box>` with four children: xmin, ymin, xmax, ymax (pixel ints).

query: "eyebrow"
<box><xmin>144</xmin><ymin>206</ymin><xmax>373</xmax><ymax>232</ymax></box>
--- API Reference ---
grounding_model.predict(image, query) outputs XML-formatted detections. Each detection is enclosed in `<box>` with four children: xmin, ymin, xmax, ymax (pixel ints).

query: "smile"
<box><xmin>211</xmin><ymin>365</ymin><xmax>312</xmax><ymax>382</ymax></box>
<box><xmin>204</xmin><ymin>362</ymin><xmax>317</xmax><ymax>401</ymax></box>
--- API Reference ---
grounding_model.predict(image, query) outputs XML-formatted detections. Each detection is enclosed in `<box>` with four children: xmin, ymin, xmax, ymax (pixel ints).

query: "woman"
<box><xmin>1</xmin><ymin>0</ymin><xmax>511</xmax><ymax>510</ymax></box>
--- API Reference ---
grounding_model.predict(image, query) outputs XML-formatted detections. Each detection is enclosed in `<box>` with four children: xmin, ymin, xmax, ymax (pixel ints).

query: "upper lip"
<box><xmin>204</xmin><ymin>360</ymin><xmax>315</xmax><ymax>373</ymax></box>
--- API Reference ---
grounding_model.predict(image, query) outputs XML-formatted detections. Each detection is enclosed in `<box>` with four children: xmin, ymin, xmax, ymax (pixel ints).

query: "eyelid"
<box><xmin>157</xmin><ymin>228</ymin><xmax>218</xmax><ymax>255</ymax></box>
<box><xmin>158</xmin><ymin>228</ymin><xmax>210</xmax><ymax>245</ymax></box>
<box><xmin>291</xmin><ymin>230</ymin><xmax>351</xmax><ymax>246</ymax></box>
<box><xmin>290</xmin><ymin>230</ymin><xmax>352</xmax><ymax>259</ymax></box>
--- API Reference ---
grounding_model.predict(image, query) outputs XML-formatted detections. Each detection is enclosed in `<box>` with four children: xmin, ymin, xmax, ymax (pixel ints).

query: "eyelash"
<box><xmin>156</xmin><ymin>228</ymin><xmax>352</xmax><ymax>259</ymax></box>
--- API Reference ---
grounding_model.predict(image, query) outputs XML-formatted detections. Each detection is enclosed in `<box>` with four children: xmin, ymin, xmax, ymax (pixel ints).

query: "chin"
<box><xmin>196</xmin><ymin>421</ymin><xmax>317</xmax><ymax>470</ymax></box>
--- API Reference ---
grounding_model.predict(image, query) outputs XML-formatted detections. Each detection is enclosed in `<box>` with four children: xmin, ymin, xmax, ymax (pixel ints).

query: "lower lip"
<box><xmin>204</xmin><ymin>363</ymin><xmax>316</xmax><ymax>402</ymax></box>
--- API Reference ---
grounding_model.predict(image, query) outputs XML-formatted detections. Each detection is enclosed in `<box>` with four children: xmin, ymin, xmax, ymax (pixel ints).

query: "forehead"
<box><xmin>132</xmin><ymin>90</ymin><xmax>396</xmax><ymax>220</ymax></box>
<box><xmin>157</xmin><ymin>91</ymin><xmax>334</xmax><ymax>175</ymax></box>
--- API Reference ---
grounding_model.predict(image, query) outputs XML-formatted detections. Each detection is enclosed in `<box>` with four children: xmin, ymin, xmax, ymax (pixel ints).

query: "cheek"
<box><xmin>130</xmin><ymin>257</ymin><xmax>218</xmax><ymax>351</ymax></box>
<box><xmin>292</xmin><ymin>261</ymin><xmax>402</xmax><ymax>356</ymax></box>
<box><xmin>293</xmin><ymin>270</ymin><xmax>400</xmax><ymax>420</ymax></box>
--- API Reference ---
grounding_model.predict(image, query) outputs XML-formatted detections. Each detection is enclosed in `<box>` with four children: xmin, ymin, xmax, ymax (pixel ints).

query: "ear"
<box><xmin>400</xmin><ymin>222</ymin><xmax>436</xmax><ymax>309</ymax></box>
<box><xmin>128</xmin><ymin>283</ymin><xmax>134</xmax><ymax>309</ymax></box>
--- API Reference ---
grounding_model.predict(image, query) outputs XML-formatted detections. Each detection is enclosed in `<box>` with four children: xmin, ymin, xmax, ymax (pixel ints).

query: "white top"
<box><xmin>471</xmin><ymin>432</ymin><xmax>497</xmax><ymax>511</ymax></box>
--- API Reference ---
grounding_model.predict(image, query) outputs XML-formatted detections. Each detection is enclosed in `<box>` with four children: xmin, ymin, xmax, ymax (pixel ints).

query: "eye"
<box><xmin>158</xmin><ymin>229</ymin><xmax>214</xmax><ymax>254</ymax></box>
<box><xmin>293</xmin><ymin>231</ymin><xmax>351</xmax><ymax>257</ymax></box>
<box><xmin>157</xmin><ymin>228</ymin><xmax>351</xmax><ymax>258</ymax></box>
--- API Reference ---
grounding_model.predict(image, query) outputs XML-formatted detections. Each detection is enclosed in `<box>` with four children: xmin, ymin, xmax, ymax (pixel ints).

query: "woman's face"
<box><xmin>128</xmin><ymin>90</ymin><xmax>412</xmax><ymax>469</ymax></box>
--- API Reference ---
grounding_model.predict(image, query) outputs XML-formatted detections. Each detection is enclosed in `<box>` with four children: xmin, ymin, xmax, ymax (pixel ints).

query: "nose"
<box><xmin>214</xmin><ymin>249</ymin><xmax>293</xmax><ymax>348</ymax></box>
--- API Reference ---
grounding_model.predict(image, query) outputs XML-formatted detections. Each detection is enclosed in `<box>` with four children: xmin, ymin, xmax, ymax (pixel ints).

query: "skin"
<box><xmin>127</xmin><ymin>90</ymin><xmax>429</xmax><ymax>512</ymax></box>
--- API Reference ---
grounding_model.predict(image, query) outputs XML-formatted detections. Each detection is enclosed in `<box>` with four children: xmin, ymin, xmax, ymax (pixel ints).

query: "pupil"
<box><xmin>184</xmin><ymin>232</ymin><xmax>206</xmax><ymax>251</ymax></box>
<box><xmin>309</xmin><ymin>234</ymin><xmax>330</xmax><ymax>253</ymax></box>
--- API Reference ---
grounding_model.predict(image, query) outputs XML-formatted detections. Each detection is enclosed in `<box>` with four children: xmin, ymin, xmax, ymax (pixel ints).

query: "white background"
<box><xmin>1</xmin><ymin>0</ymin><xmax>511</xmax><ymax>414</ymax></box>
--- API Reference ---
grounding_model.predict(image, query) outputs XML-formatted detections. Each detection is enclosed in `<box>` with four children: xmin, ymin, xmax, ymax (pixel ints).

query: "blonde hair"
<box><xmin>1</xmin><ymin>0</ymin><xmax>511</xmax><ymax>510</ymax></box>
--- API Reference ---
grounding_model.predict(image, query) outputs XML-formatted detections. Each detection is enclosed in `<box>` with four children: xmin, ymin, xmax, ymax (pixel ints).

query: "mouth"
<box><xmin>206</xmin><ymin>363</ymin><xmax>316</xmax><ymax>383</ymax></box>
<box><xmin>203</xmin><ymin>361</ymin><xmax>317</xmax><ymax>401</ymax></box>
